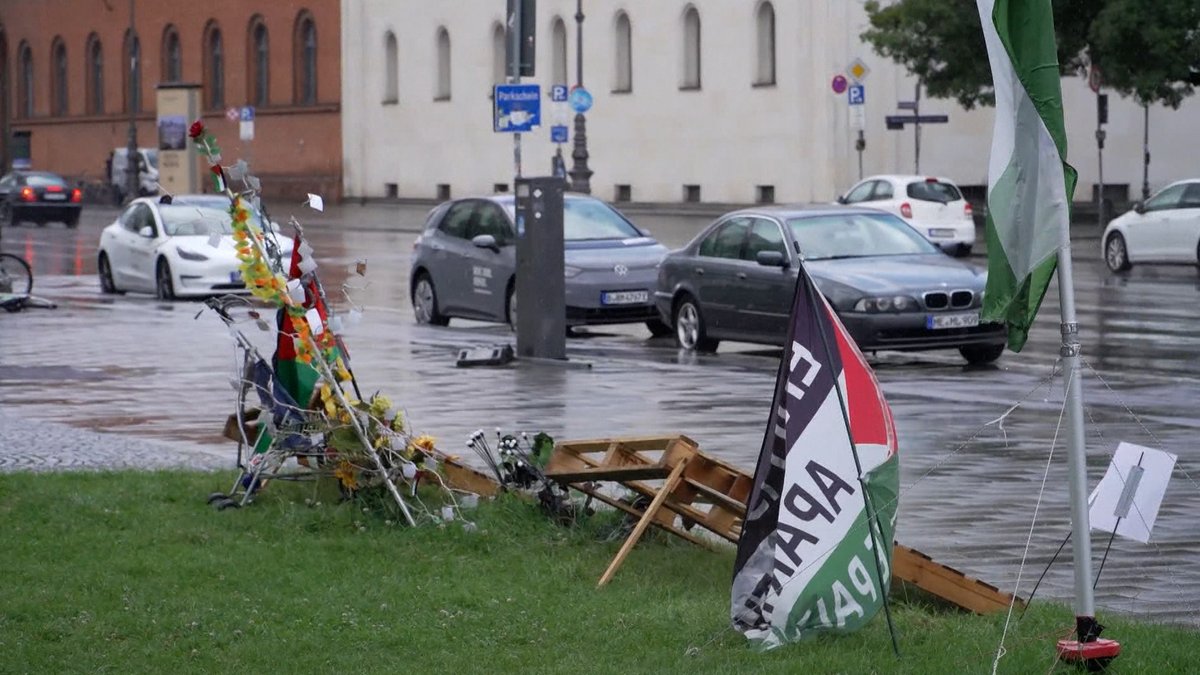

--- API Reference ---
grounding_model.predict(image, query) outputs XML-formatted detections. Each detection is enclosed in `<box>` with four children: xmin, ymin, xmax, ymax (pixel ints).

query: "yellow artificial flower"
<box><xmin>334</xmin><ymin>461</ymin><xmax>358</xmax><ymax>490</ymax></box>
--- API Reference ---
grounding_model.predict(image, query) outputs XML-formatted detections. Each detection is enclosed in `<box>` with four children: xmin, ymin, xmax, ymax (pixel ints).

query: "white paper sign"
<box><xmin>207</xmin><ymin>232</ymin><xmax>223</xmax><ymax>249</ymax></box>
<box><xmin>305</xmin><ymin>308</ymin><xmax>324</xmax><ymax>336</ymax></box>
<box><xmin>286</xmin><ymin>279</ymin><xmax>305</xmax><ymax>304</ymax></box>
<box><xmin>306</xmin><ymin>193</ymin><xmax>324</xmax><ymax>212</ymax></box>
<box><xmin>1088</xmin><ymin>442</ymin><xmax>1176</xmax><ymax>544</ymax></box>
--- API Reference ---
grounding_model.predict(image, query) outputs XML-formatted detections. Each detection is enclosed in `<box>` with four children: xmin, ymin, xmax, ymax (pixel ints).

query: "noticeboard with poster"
<box><xmin>158</xmin><ymin>115</ymin><xmax>188</xmax><ymax>151</ymax></box>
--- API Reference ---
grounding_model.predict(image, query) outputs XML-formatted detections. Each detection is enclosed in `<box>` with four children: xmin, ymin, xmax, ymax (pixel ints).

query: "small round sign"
<box><xmin>831</xmin><ymin>74</ymin><xmax>848</xmax><ymax>95</ymax></box>
<box><xmin>568</xmin><ymin>86</ymin><xmax>594</xmax><ymax>114</ymax></box>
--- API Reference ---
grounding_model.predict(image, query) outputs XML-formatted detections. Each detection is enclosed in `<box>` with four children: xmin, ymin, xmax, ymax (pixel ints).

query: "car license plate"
<box><xmin>230</xmin><ymin>272</ymin><xmax>241</xmax><ymax>283</ymax></box>
<box><xmin>601</xmin><ymin>290</ymin><xmax>649</xmax><ymax>305</ymax></box>
<box><xmin>43</xmin><ymin>193</ymin><xmax>66</xmax><ymax>201</ymax></box>
<box><xmin>926</xmin><ymin>312</ymin><xmax>979</xmax><ymax>329</ymax></box>
<box><xmin>928</xmin><ymin>228</ymin><xmax>955</xmax><ymax>238</ymax></box>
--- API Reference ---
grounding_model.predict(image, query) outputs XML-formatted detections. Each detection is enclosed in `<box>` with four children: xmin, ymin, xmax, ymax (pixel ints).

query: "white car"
<box><xmin>1102</xmin><ymin>179</ymin><xmax>1200</xmax><ymax>273</ymax></box>
<box><xmin>837</xmin><ymin>175</ymin><xmax>976</xmax><ymax>256</ymax></box>
<box><xmin>97</xmin><ymin>195</ymin><xmax>292</xmax><ymax>299</ymax></box>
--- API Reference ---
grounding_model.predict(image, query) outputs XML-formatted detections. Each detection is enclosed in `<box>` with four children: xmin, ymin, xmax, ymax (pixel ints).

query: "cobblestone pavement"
<box><xmin>1</xmin><ymin>208</ymin><xmax>1197</xmax><ymax>628</ymax></box>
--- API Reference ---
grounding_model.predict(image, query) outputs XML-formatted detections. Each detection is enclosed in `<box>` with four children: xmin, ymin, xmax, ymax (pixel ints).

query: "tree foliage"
<box><xmin>861</xmin><ymin>0</ymin><xmax>1198</xmax><ymax>109</ymax></box>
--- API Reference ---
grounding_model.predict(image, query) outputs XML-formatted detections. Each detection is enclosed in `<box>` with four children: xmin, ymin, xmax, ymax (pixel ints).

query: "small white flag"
<box><xmin>306</xmin><ymin>193</ymin><xmax>325</xmax><ymax>212</ymax></box>
<box><xmin>305</xmin><ymin>308</ymin><xmax>324</xmax><ymax>335</ymax></box>
<box><xmin>207</xmin><ymin>232</ymin><xmax>223</xmax><ymax>248</ymax></box>
<box><xmin>286</xmin><ymin>279</ymin><xmax>305</xmax><ymax>305</ymax></box>
<box><xmin>1089</xmin><ymin>442</ymin><xmax>1176</xmax><ymax>544</ymax></box>
<box><xmin>297</xmin><ymin>256</ymin><xmax>318</xmax><ymax>274</ymax></box>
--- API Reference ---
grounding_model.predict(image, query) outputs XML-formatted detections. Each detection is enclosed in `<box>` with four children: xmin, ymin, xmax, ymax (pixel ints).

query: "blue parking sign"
<box><xmin>494</xmin><ymin>84</ymin><xmax>542</xmax><ymax>133</ymax></box>
<box><xmin>551</xmin><ymin>125</ymin><xmax>569</xmax><ymax>143</ymax></box>
<box><xmin>551</xmin><ymin>84</ymin><xmax>569</xmax><ymax>102</ymax></box>
<box><xmin>847</xmin><ymin>85</ymin><xmax>865</xmax><ymax>106</ymax></box>
<box><xmin>240</xmin><ymin>105</ymin><xmax>255</xmax><ymax>121</ymax></box>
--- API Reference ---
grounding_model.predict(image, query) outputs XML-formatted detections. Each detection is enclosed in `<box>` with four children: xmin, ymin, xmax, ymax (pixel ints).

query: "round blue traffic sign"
<box><xmin>568</xmin><ymin>86</ymin><xmax>593</xmax><ymax>113</ymax></box>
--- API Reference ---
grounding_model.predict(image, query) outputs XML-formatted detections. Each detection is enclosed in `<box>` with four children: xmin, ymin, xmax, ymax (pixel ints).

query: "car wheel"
<box><xmin>411</xmin><ymin>272</ymin><xmax>449</xmax><ymax>326</ymax></box>
<box><xmin>673</xmin><ymin>295</ymin><xmax>718</xmax><ymax>353</ymax></box>
<box><xmin>98</xmin><ymin>252</ymin><xmax>123</xmax><ymax>294</ymax></box>
<box><xmin>645</xmin><ymin>319</ymin><xmax>672</xmax><ymax>338</ymax></box>
<box><xmin>0</xmin><ymin>202</ymin><xmax>12</xmax><ymax>228</ymax></box>
<box><xmin>506</xmin><ymin>284</ymin><xmax>517</xmax><ymax>329</ymax></box>
<box><xmin>65</xmin><ymin>213</ymin><xmax>80</xmax><ymax>229</ymax></box>
<box><xmin>1104</xmin><ymin>232</ymin><xmax>1132</xmax><ymax>272</ymax></box>
<box><xmin>155</xmin><ymin>258</ymin><xmax>176</xmax><ymax>300</ymax></box>
<box><xmin>959</xmin><ymin>343</ymin><xmax>1004</xmax><ymax>365</ymax></box>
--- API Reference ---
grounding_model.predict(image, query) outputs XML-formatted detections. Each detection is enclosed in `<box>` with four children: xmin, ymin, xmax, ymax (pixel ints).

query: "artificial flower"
<box><xmin>188</xmin><ymin>120</ymin><xmax>205</xmax><ymax>139</ymax></box>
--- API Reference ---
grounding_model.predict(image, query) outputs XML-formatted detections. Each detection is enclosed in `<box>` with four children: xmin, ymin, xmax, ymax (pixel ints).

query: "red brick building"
<box><xmin>0</xmin><ymin>0</ymin><xmax>341</xmax><ymax>199</ymax></box>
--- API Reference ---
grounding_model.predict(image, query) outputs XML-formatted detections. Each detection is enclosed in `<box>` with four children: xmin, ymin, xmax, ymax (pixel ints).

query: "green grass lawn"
<box><xmin>1</xmin><ymin>471</ymin><xmax>1196</xmax><ymax>674</ymax></box>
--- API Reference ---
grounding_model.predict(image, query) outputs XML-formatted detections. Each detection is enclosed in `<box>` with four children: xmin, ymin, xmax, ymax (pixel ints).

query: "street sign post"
<box><xmin>847</xmin><ymin>58</ymin><xmax>870</xmax><ymax>82</ymax></box>
<box><xmin>551</xmin><ymin>125</ymin><xmax>569</xmax><ymax>143</ymax></box>
<box><xmin>494</xmin><ymin>83</ymin><xmax>542</xmax><ymax>133</ymax></box>
<box><xmin>885</xmin><ymin>114</ymin><xmax>949</xmax><ymax>126</ymax></box>
<box><xmin>831</xmin><ymin>74</ymin><xmax>848</xmax><ymax>94</ymax></box>
<box><xmin>568</xmin><ymin>86</ymin><xmax>593</xmax><ymax>114</ymax></box>
<box><xmin>848</xmin><ymin>84</ymin><xmax>865</xmax><ymax>106</ymax></box>
<box><xmin>551</xmin><ymin>84</ymin><xmax>568</xmax><ymax>102</ymax></box>
<box><xmin>897</xmin><ymin>100</ymin><xmax>917</xmax><ymax>111</ymax></box>
<box><xmin>225</xmin><ymin>107</ymin><xmax>240</xmax><ymax>122</ymax></box>
<box><xmin>239</xmin><ymin>105</ymin><xmax>255</xmax><ymax>141</ymax></box>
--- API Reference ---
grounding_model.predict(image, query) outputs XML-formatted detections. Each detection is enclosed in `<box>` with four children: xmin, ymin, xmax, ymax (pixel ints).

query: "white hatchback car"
<box><xmin>838</xmin><ymin>175</ymin><xmax>976</xmax><ymax>256</ymax></box>
<box><xmin>97</xmin><ymin>195</ymin><xmax>292</xmax><ymax>299</ymax></box>
<box><xmin>1101</xmin><ymin>179</ymin><xmax>1200</xmax><ymax>273</ymax></box>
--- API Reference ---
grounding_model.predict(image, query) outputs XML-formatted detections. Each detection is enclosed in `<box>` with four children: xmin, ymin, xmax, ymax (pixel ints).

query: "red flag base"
<box><xmin>1056</xmin><ymin>638</ymin><xmax>1121</xmax><ymax>670</ymax></box>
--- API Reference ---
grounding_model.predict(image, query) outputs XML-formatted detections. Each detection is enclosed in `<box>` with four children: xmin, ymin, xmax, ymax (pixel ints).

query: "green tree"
<box><xmin>1089</xmin><ymin>0</ymin><xmax>1200</xmax><ymax>107</ymax></box>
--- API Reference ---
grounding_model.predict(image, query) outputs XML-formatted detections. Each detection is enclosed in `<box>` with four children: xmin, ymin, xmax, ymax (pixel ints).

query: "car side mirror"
<box><xmin>836</xmin><ymin>195</ymin><xmax>848</xmax><ymax>204</ymax></box>
<box><xmin>756</xmin><ymin>250</ymin><xmax>789</xmax><ymax>268</ymax></box>
<box><xmin>1133</xmin><ymin>201</ymin><xmax>1146</xmax><ymax>214</ymax></box>
<box><xmin>138</xmin><ymin>226</ymin><xmax>155</xmax><ymax>238</ymax></box>
<box><xmin>472</xmin><ymin>233</ymin><xmax>500</xmax><ymax>251</ymax></box>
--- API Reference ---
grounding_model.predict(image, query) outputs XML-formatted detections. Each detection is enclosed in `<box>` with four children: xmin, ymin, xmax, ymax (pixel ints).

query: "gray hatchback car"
<box><xmin>655</xmin><ymin>205</ymin><xmax>1007</xmax><ymax>364</ymax></box>
<box><xmin>409</xmin><ymin>194</ymin><xmax>671</xmax><ymax>333</ymax></box>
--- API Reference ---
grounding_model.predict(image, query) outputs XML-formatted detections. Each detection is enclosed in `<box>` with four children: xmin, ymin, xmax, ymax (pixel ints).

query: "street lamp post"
<box><xmin>568</xmin><ymin>0</ymin><xmax>592</xmax><ymax>194</ymax></box>
<box><xmin>125</xmin><ymin>0</ymin><xmax>139</xmax><ymax>203</ymax></box>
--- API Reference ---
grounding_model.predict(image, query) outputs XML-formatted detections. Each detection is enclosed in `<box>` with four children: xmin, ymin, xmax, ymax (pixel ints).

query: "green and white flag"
<box><xmin>976</xmin><ymin>0</ymin><xmax>1078</xmax><ymax>352</ymax></box>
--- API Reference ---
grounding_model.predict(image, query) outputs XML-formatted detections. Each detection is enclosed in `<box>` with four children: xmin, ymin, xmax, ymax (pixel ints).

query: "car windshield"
<box><xmin>160</xmin><ymin>205</ymin><xmax>243</xmax><ymax>236</ymax></box>
<box><xmin>787</xmin><ymin>212</ymin><xmax>939</xmax><ymax>260</ymax></box>
<box><xmin>145</xmin><ymin>150</ymin><xmax>159</xmax><ymax>169</ymax></box>
<box><xmin>504</xmin><ymin>198</ymin><xmax>642</xmax><ymax>241</ymax></box>
<box><xmin>906</xmin><ymin>180</ymin><xmax>961</xmax><ymax>203</ymax></box>
<box><xmin>24</xmin><ymin>173</ymin><xmax>66</xmax><ymax>187</ymax></box>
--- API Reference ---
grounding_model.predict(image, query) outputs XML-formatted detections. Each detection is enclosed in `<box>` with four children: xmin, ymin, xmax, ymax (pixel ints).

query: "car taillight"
<box><xmin>19</xmin><ymin>186</ymin><xmax>35</xmax><ymax>202</ymax></box>
<box><xmin>963</xmin><ymin>202</ymin><xmax>973</xmax><ymax>217</ymax></box>
<box><xmin>70</xmin><ymin>188</ymin><xmax>83</xmax><ymax>203</ymax></box>
<box><xmin>900</xmin><ymin>202</ymin><xmax>913</xmax><ymax>219</ymax></box>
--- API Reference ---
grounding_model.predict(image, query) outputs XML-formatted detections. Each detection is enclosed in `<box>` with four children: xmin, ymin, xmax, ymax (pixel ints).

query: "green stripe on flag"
<box><xmin>977</xmin><ymin>0</ymin><xmax>1078</xmax><ymax>352</ymax></box>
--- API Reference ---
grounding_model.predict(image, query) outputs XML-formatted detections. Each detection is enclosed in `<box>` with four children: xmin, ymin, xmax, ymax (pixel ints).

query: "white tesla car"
<box><xmin>97</xmin><ymin>195</ymin><xmax>292</xmax><ymax>299</ymax></box>
<box><xmin>1102</xmin><ymin>179</ymin><xmax>1200</xmax><ymax>273</ymax></box>
<box><xmin>837</xmin><ymin>175</ymin><xmax>977</xmax><ymax>256</ymax></box>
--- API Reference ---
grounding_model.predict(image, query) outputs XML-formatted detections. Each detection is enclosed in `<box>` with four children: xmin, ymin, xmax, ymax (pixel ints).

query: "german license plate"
<box><xmin>601</xmin><ymin>290</ymin><xmax>649</xmax><ymax>305</ymax></box>
<box><xmin>928</xmin><ymin>228</ymin><xmax>955</xmax><ymax>238</ymax></box>
<box><xmin>927</xmin><ymin>312</ymin><xmax>979</xmax><ymax>329</ymax></box>
<box><xmin>43</xmin><ymin>193</ymin><xmax>66</xmax><ymax>201</ymax></box>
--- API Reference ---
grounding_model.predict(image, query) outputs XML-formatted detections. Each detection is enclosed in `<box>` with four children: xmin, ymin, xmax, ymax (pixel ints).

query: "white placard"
<box><xmin>306</xmin><ymin>193</ymin><xmax>324</xmax><ymax>212</ymax></box>
<box><xmin>286</xmin><ymin>278</ymin><xmax>305</xmax><ymax>304</ymax></box>
<box><xmin>1088</xmin><ymin>442</ymin><xmax>1176</xmax><ymax>543</ymax></box>
<box><xmin>207</xmin><ymin>232</ymin><xmax>223</xmax><ymax>248</ymax></box>
<box><xmin>849</xmin><ymin>105</ymin><xmax>866</xmax><ymax>131</ymax></box>
<box><xmin>305</xmin><ymin>308</ymin><xmax>324</xmax><ymax>336</ymax></box>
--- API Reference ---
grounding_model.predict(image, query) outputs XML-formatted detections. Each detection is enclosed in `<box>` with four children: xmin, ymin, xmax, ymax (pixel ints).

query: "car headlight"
<box><xmin>177</xmin><ymin>248</ymin><xmax>210</xmax><ymax>262</ymax></box>
<box><xmin>853</xmin><ymin>295</ymin><xmax>919</xmax><ymax>313</ymax></box>
<box><xmin>564</xmin><ymin>265</ymin><xmax>583</xmax><ymax>278</ymax></box>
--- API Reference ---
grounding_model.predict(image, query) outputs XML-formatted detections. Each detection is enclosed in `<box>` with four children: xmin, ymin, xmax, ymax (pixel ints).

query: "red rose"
<box><xmin>188</xmin><ymin>120</ymin><xmax>205</xmax><ymax>139</ymax></box>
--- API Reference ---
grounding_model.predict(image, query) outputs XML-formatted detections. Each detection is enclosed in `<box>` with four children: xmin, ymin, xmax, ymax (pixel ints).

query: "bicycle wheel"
<box><xmin>0</xmin><ymin>253</ymin><xmax>33</xmax><ymax>296</ymax></box>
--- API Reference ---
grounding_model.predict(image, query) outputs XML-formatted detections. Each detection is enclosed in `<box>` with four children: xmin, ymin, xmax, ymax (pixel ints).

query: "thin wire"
<box><xmin>991</xmin><ymin>367</ymin><xmax>1074</xmax><ymax>675</ymax></box>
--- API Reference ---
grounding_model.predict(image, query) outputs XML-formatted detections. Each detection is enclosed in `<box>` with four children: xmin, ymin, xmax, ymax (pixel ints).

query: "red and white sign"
<box><xmin>225</xmin><ymin>107</ymin><xmax>240</xmax><ymax>122</ymax></box>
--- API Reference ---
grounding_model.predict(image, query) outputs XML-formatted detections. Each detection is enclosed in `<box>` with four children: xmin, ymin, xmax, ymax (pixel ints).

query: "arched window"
<box><xmin>294</xmin><ymin>11</ymin><xmax>317</xmax><ymax>105</ymax></box>
<box><xmin>51</xmin><ymin>37</ymin><xmax>68</xmax><ymax>116</ymax></box>
<box><xmin>86</xmin><ymin>34</ymin><xmax>104</xmax><ymax>114</ymax></box>
<box><xmin>681</xmin><ymin>6</ymin><xmax>700</xmax><ymax>90</ymax></box>
<box><xmin>248</xmin><ymin>17</ymin><xmax>269</xmax><ymax>106</ymax></box>
<box><xmin>203</xmin><ymin>22</ymin><xmax>224</xmax><ymax>110</ymax></box>
<box><xmin>491</xmin><ymin>22</ymin><xmax>506</xmax><ymax>85</ymax></box>
<box><xmin>123</xmin><ymin>30</ymin><xmax>142</xmax><ymax>112</ymax></box>
<box><xmin>435</xmin><ymin>27</ymin><xmax>451</xmax><ymax>101</ymax></box>
<box><xmin>614</xmin><ymin>12</ymin><xmax>632</xmax><ymax>93</ymax></box>
<box><xmin>755</xmin><ymin>2</ymin><xmax>776</xmax><ymax>86</ymax></box>
<box><xmin>551</xmin><ymin>17</ymin><xmax>567</xmax><ymax>85</ymax></box>
<box><xmin>17</xmin><ymin>42</ymin><xmax>32</xmax><ymax>118</ymax></box>
<box><xmin>383</xmin><ymin>31</ymin><xmax>398</xmax><ymax>104</ymax></box>
<box><xmin>162</xmin><ymin>26</ymin><xmax>182</xmax><ymax>83</ymax></box>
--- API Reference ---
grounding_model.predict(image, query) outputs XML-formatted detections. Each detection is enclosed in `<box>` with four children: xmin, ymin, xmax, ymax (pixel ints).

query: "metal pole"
<box><xmin>509</xmin><ymin>0</ymin><xmax>522</xmax><ymax>179</ymax></box>
<box><xmin>1141</xmin><ymin>103</ymin><xmax>1150</xmax><ymax>200</ymax></box>
<box><xmin>125</xmin><ymin>0</ymin><xmax>139</xmax><ymax>203</ymax></box>
<box><xmin>1056</xmin><ymin>210</ymin><xmax>1097</xmax><ymax>636</ymax></box>
<box><xmin>856</xmin><ymin>130</ymin><xmax>864</xmax><ymax>180</ymax></box>
<box><xmin>568</xmin><ymin>0</ymin><xmax>592</xmax><ymax>194</ymax></box>
<box><xmin>1096</xmin><ymin>91</ymin><xmax>1105</xmax><ymax>232</ymax></box>
<box><xmin>913</xmin><ymin>79</ymin><xmax>921</xmax><ymax>174</ymax></box>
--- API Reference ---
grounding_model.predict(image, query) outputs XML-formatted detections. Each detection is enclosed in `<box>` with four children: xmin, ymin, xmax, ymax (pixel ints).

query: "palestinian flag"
<box><xmin>731</xmin><ymin>268</ymin><xmax>899</xmax><ymax>650</ymax></box>
<box><xmin>976</xmin><ymin>0</ymin><xmax>1077</xmax><ymax>352</ymax></box>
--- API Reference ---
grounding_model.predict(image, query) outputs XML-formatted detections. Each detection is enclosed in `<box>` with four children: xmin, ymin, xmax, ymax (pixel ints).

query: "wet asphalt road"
<box><xmin>1</xmin><ymin>204</ymin><xmax>1198</xmax><ymax>629</ymax></box>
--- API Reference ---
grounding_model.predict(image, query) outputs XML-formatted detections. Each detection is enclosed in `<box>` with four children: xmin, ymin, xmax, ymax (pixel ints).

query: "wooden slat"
<box><xmin>891</xmin><ymin>544</ymin><xmax>1021</xmax><ymax>614</ymax></box>
<box><xmin>546</xmin><ymin>465</ymin><xmax>670</xmax><ymax>483</ymax></box>
<box><xmin>598</xmin><ymin>458</ymin><xmax>690</xmax><ymax>586</ymax></box>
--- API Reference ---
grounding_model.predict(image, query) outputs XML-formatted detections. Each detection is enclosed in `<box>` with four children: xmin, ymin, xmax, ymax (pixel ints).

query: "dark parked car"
<box><xmin>409</xmin><ymin>193</ymin><xmax>671</xmax><ymax>334</ymax></box>
<box><xmin>0</xmin><ymin>171</ymin><xmax>83</xmax><ymax>228</ymax></box>
<box><xmin>655</xmin><ymin>205</ymin><xmax>1007</xmax><ymax>364</ymax></box>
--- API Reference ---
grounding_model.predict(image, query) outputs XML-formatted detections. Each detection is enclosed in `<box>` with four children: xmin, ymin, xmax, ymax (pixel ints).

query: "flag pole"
<box><xmin>1055</xmin><ymin>218</ymin><xmax>1099</xmax><ymax>641</ymax></box>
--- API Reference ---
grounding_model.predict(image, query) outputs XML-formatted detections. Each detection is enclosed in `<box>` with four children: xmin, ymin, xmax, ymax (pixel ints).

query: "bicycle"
<box><xmin>0</xmin><ymin>252</ymin><xmax>32</xmax><ymax>296</ymax></box>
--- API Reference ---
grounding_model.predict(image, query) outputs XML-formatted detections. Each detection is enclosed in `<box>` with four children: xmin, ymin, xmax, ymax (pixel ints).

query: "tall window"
<box><xmin>249</xmin><ymin>17</ymin><xmax>269</xmax><ymax>106</ymax></box>
<box><xmin>18</xmin><ymin>42</ymin><xmax>32</xmax><ymax>118</ymax></box>
<box><xmin>162</xmin><ymin>26</ymin><xmax>182</xmax><ymax>82</ymax></box>
<box><xmin>491</xmin><ymin>22</ymin><xmax>506</xmax><ymax>85</ymax></box>
<box><xmin>755</xmin><ymin>1</ymin><xmax>776</xmax><ymax>86</ymax></box>
<box><xmin>123</xmin><ymin>30</ymin><xmax>142</xmax><ymax>112</ymax></box>
<box><xmin>383</xmin><ymin>31</ymin><xmax>398</xmax><ymax>104</ymax></box>
<box><xmin>614</xmin><ymin>12</ymin><xmax>632</xmax><ymax>93</ymax></box>
<box><xmin>294</xmin><ymin>12</ymin><xmax>317</xmax><ymax>105</ymax></box>
<box><xmin>551</xmin><ymin>18</ymin><xmax>567</xmax><ymax>85</ymax></box>
<box><xmin>435</xmin><ymin>27</ymin><xmax>450</xmax><ymax>101</ymax></box>
<box><xmin>86</xmin><ymin>34</ymin><xmax>104</xmax><ymax>114</ymax></box>
<box><xmin>51</xmin><ymin>38</ymin><xmax>68</xmax><ymax>116</ymax></box>
<box><xmin>204</xmin><ymin>22</ymin><xmax>224</xmax><ymax>109</ymax></box>
<box><xmin>681</xmin><ymin>7</ymin><xmax>701</xmax><ymax>89</ymax></box>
